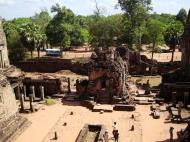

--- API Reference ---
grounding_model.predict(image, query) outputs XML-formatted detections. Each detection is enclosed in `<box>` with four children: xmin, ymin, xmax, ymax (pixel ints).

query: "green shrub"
<box><xmin>45</xmin><ymin>97</ymin><xmax>56</xmax><ymax>105</ymax></box>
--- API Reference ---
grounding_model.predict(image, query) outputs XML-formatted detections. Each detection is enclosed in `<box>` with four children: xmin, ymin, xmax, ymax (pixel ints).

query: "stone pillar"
<box><xmin>40</xmin><ymin>86</ymin><xmax>45</xmax><ymax>101</ymax></box>
<box><xmin>0</xmin><ymin>50</ymin><xmax>2</xmax><ymax>69</ymax></box>
<box><xmin>67</xmin><ymin>78</ymin><xmax>71</xmax><ymax>94</ymax></box>
<box><xmin>172</xmin><ymin>92</ymin><xmax>177</xmax><ymax>105</ymax></box>
<box><xmin>184</xmin><ymin>92</ymin><xmax>189</xmax><ymax>107</ymax></box>
<box><xmin>19</xmin><ymin>93</ymin><xmax>25</xmax><ymax>112</ymax></box>
<box><xmin>23</xmin><ymin>85</ymin><xmax>27</xmax><ymax>100</ymax></box>
<box><xmin>30</xmin><ymin>86</ymin><xmax>35</xmax><ymax>101</ymax></box>
<box><xmin>29</xmin><ymin>93</ymin><xmax>34</xmax><ymax>112</ymax></box>
<box><xmin>76</xmin><ymin>79</ymin><xmax>79</xmax><ymax>93</ymax></box>
<box><xmin>15</xmin><ymin>86</ymin><xmax>21</xmax><ymax>100</ymax></box>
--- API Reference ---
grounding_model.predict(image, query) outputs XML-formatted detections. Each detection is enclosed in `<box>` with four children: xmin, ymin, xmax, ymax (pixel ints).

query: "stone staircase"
<box><xmin>0</xmin><ymin>114</ymin><xmax>29</xmax><ymax>142</ymax></box>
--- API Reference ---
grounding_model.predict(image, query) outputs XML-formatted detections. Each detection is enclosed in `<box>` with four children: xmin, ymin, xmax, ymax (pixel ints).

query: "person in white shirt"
<box><xmin>112</xmin><ymin>122</ymin><xmax>118</xmax><ymax>136</ymax></box>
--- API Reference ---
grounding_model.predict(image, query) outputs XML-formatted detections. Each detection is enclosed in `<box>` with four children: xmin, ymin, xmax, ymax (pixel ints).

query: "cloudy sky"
<box><xmin>0</xmin><ymin>0</ymin><xmax>190</xmax><ymax>20</ymax></box>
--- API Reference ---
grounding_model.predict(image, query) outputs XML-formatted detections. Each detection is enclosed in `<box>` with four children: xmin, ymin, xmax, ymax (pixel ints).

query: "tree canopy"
<box><xmin>2</xmin><ymin>1</ymin><xmax>187</xmax><ymax>62</ymax></box>
<box><xmin>164</xmin><ymin>21</ymin><xmax>183</xmax><ymax>61</ymax></box>
<box><xmin>118</xmin><ymin>0</ymin><xmax>152</xmax><ymax>50</ymax></box>
<box><xmin>176</xmin><ymin>8</ymin><xmax>187</xmax><ymax>26</ymax></box>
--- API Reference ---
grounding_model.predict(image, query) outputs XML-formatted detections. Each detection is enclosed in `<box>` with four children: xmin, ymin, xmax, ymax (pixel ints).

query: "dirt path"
<box><xmin>15</xmin><ymin>103</ymin><xmax>66</xmax><ymax>142</ymax></box>
<box><xmin>15</xmin><ymin>102</ymin><xmax>187</xmax><ymax>142</ymax></box>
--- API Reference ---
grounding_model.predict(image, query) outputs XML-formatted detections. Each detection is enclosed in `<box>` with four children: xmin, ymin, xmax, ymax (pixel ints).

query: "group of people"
<box><xmin>103</xmin><ymin>122</ymin><xmax>119</xmax><ymax>142</ymax></box>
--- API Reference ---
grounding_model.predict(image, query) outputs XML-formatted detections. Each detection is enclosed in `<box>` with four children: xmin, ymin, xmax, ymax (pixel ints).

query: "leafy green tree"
<box><xmin>151</xmin><ymin>13</ymin><xmax>176</xmax><ymax>26</ymax></box>
<box><xmin>12</xmin><ymin>18</ymin><xmax>32</xmax><ymax>29</ymax></box>
<box><xmin>32</xmin><ymin>9</ymin><xmax>51</xmax><ymax>50</ymax></box>
<box><xmin>3</xmin><ymin>21</ymin><xmax>28</xmax><ymax>61</ymax></box>
<box><xmin>46</xmin><ymin>4</ymin><xmax>75</xmax><ymax>49</ymax></box>
<box><xmin>35</xmin><ymin>33</ymin><xmax>47</xmax><ymax>59</ymax></box>
<box><xmin>147</xmin><ymin>19</ymin><xmax>165</xmax><ymax>61</ymax></box>
<box><xmin>71</xmin><ymin>25</ymin><xmax>90</xmax><ymax>46</ymax></box>
<box><xmin>19</xmin><ymin>22</ymin><xmax>41</xmax><ymax>58</ymax></box>
<box><xmin>118</xmin><ymin>0</ymin><xmax>151</xmax><ymax>50</ymax></box>
<box><xmin>176</xmin><ymin>8</ymin><xmax>187</xmax><ymax>26</ymax></box>
<box><xmin>89</xmin><ymin>14</ymin><xmax>123</xmax><ymax>47</ymax></box>
<box><xmin>75</xmin><ymin>15</ymin><xmax>89</xmax><ymax>29</ymax></box>
<box><xmin>80</xmin><ymin>28</ymin><xmax>90</xmax><ymax>44</ymax></box>
<box><xmin>32</xmin><ymin>9</ymin><xmax>51</xmax><ymax>31</ymax></box>
<box><xmin>164</xmin><ymin>21</ymin><xmax>183</xmax><ymax>62</ymax></box>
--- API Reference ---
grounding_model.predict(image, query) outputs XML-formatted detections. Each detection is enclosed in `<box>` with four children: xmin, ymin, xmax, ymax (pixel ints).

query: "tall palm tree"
<box><xmin>19</xmin><ymin>22</ymin><xmax>42</xmax><ymax>59</ymax></box>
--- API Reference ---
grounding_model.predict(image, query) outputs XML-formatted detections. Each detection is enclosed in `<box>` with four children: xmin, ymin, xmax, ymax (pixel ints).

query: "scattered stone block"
<box><xmin>114</xmin><ymin>104</ymin><xmax>135</xmax><ymax>111</ymax></box>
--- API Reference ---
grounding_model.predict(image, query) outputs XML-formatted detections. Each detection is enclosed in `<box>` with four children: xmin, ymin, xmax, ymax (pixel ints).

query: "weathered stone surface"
<box><xmin>0</xmin><ymin>76</ymin><xmax>18</xmax><ymax>120</ymax></box>
<box><xmin>77</xmin><ymin>47</ymin><xmax>129</xmax><ymax>104</ymax></box>
<box><xmin>161</xmin><ymin>10</ymin><xmax>190</xmax><ymax>104</ymax></box>
<box><xmin>0</xmin><ymin>18</ymin><xmax>9</xmax><ymax>69</ymax></box>
<box><xmin>75</xmin><ymin>124</ymin><xmax>106</xmax><ymax>142</ymax></box>
<box><xmin>0</xmin><ymin>17</ymin><xmax>28</xmax><ymax>142</ymax></box>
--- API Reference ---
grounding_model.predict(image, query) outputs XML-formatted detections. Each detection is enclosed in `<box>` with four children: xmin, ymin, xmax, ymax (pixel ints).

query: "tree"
<box><xmin>32</xmin><ymin>9</ymin><xmax>51</xmax><ymax>50</ymax></box>
<box><xmin>147</xmin><ymin>19</ymin><xmax>165</xmax><ymax>61</ymax></box>
<box><xmin>12</xmin><ymin>18</ymin><xmax>32</xmax><ymax>27</ymax></box>
<box><xmin>71</xmin><ymin>25</ymin><xmax>90</xmax><ymax>46</ymax></box>
<box><xmin>32</xmin><ymin>9</ymin><xmax>51</xmax><ymax>31</ymax></box>
<box><xmin>89</xmin><ymin>14</ymin><xmax>123</xmax><ymax>48</ymax></box>
<box><xmin>118</xmin><ymin>0</ymin><xmax>152</xmax><ymax>50</ymax></box>
<box><xmin>176</xmin><ymin>8</ymin><xmax>187</xmax><ymax>26</ymax></box>
<box><xmin>164</xmin><ymin>21</ymin><xmax>183</xmax><ymax>62</ymax></box>
<box><xmin>19</xmin><ymin>22</ymin><xmax>41</xmax><ymax>58</ymax></box>
<box><xmin>46</xmin><ymin>4</ymin><xmax>75</xmax><ymax>50</ymax></box>
<box><xmin>151</xmin><ymin>13</ymin><xmax>176</xmax><ymax>26</ymax></box>
<box><xmin>3</xmin><ymin>20</ymin><xmax>28</xmax><ymax>61</ymax></box>
<box><xmin>35</xmin><ymin>33</ymin><xmax>47</xmax><ymax>59</ymax></box>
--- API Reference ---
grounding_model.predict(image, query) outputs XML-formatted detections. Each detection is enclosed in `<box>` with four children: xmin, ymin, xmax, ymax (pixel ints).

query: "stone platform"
<box><xmin>76</xmin><ymin>124</ymin><xmax>106</xmax><ymax>142</ymax></box>
<box><xmin>0</xmin><ymin>114</ymin><xmax>30</xmax><ymax>142</ymax></box>
<box><xmin>92</xmin><ymin>104</ymin><xmax>113</xmax><ymax>112</ymax></box>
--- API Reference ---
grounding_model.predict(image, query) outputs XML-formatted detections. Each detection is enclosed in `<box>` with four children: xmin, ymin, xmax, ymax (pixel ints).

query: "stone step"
<box><xmin>0</xmin><ymin>115</ymin><xmax>29</xmax><ymax>142</ymax></box>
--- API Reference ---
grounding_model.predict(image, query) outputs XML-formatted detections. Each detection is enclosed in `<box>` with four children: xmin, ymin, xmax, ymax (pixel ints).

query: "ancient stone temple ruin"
<box><xmin>77</xmin><ymin>47</ymin><xmax>129</xmax><ymax>103</ymax></box>
<box><xmin>0</xmin><ymin>18</ymin><xmax>27</xmax><ymax>142</ymax></box>
<box><xmin>161</xmin><ymin>10</ymin><xmax>190</xmax><ymax>105</ymax></box>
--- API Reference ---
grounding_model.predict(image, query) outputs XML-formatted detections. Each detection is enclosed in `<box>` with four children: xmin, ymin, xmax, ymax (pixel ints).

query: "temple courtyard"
<box><xmin>14</xmin><ymin>100</ymin><xmax>187</xmax><ymax>142</ymax></box>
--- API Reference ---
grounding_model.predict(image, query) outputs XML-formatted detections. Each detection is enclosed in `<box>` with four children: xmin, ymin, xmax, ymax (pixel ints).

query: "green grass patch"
<box><xmin>45</xmin><ymin>97</ymin><xmax>56</xmax><ymax>105</ymax></box>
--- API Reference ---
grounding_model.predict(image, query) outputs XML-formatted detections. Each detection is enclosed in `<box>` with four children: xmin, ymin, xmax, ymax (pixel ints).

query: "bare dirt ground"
<box><xmin>141</xmin><ymin>52</ymin><xmax>181</xmax><ymax>62</ymax></box>
<box><xmin>32</xmin><ymin>47</ymin><xmax>181</xmax><ymax>62</ymax></box>
<box><xmin>14</xmin><ymin>101</ymin><xmax>187</xmax><ymax>142</ymax></box>
<box><xmin>131</xmin><ymin>76</ymin><xmax>162</xmax><ymax>87</ymax></box>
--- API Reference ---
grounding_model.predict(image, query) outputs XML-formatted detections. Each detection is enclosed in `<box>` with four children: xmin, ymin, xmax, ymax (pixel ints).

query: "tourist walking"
<box><xmin>103</xmin><ymin>130</ymin><xmax>109</xmax><ymax>142</ymax></box>
<box><xmin>113</xmin><ymin>130</ymin><xmax>119</xmax><ymax>142</ymax></box>
<box><xmin>112</xmin><ymin>122</ymin><xmax>118</xmax><ymax>136</ymax></box>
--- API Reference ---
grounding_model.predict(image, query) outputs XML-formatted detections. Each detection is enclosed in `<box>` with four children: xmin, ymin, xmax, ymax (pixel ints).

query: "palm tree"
<box><xmin>36</xmin><ymin>33</ymin><xmax>47</xmax><ymax>59</ymax></box>
<box><xmin>19</xmin><ymin>22</ymin><xmax>43</xmax><ymax>59</ymax></box>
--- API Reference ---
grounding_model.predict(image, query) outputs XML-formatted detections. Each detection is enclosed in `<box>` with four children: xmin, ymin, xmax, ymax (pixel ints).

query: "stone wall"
<box><xmin>0</xmin><ymin>17</ymin><xmax>27</xmax><ymax>142</ymax></box>
<box><xmin>0</xmin><ymin>76</ymin><xmax>18</xmax><ymax>122</ymax></box>
<box><xmin>23</xmin><ymin>78</ymin><xmax>63</xmax><ymax>96</ymax></box>
<box><xmin>13</xmin><ymin>59</ymin><xmax>88</xmax><ymax>75</ymax></box>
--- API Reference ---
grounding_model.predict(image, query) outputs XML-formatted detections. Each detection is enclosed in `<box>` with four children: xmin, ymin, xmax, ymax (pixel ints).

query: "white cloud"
<box><xmin>0</xmin><ymin>0</ymin><xmax>15</xmax><ymax>5</ymax></box>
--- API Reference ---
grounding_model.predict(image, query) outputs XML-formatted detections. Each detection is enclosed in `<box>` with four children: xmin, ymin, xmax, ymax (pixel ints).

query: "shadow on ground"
<box><xmin>156</xmin><ymin>139</ymin><xmax>178</xmax><ymax>142</ymax></box>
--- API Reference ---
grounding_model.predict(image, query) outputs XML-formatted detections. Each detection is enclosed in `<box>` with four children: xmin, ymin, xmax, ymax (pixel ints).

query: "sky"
<box><xmin>0</xmin><ymin>0</ymin><xmax>190</xmax><ymax>20</ymax></box>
